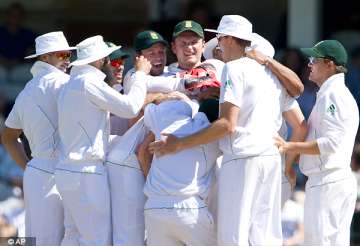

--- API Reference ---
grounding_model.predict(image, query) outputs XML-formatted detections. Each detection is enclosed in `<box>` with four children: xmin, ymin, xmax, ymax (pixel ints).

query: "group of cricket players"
<box><xmin>1</xmin><ymin>13</ymin><xmax>358</xmax><ymax>246</ymax></box>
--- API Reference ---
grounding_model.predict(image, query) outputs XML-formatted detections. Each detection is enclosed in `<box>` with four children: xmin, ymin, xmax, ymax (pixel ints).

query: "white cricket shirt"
<box><xmin>5</xmin><ymin>61</ymin><xmax>69</xmax><ymax>167</ymax></box>
<box><xmin>300</xmin><ymin>73</ymin><xmax>359</xmax><ymax>176</ymax></box>
<box><xmin>143</xmin><ymin>100</ymin><xmax>220</xmax><ymax>209</ymax></box>
<box><xmin>57</xmin><ymin>64</ymin><xmax>147</xmax><ymax>164</ymax></box>
<box><xmin>219</xmin><ymin>57</ymin><xmax>284</xmax><ymax>158</ymax></box>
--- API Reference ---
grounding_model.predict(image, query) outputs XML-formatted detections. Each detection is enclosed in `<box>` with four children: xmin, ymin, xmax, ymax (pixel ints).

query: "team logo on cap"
<box><xmin>150</xmin><ymin>32</ymin><xmax>159</xmax><ymax>40</ymax></box>
<box><xmin>185</xmin><ymin>21</ymin><xmax>192</xmax><ymax>28</ymax></box>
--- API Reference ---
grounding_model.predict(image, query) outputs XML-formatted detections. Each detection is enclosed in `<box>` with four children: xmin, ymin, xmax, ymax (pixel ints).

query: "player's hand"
<box><xmin>148</xmin><ymin>133</ymin><xmax>181</xmax><ymax>157</ymax></box>
<box><xmin>154</xmin><ymin>91</ymin><xmax>190</xmax><ymax>105</ymax></box>
<box><xmin>285</xmin><ymin>166</ymin><xmax>297</xmax><ymax>190</ymax></box>
<box><xmin>245</xmin><ymin>49</ymin><xmax>270</xmax><ymax>66</ymax></box>
<box><xmin>135</xmin><ymin>55</ymin><xmax>152</xmax><ymax>74</ymax></box>
<box><xmin>274</xmin><ymin>134</ymin><xmax>287</xmax><ymax>154</ymax></box>
<box><xmin>136</xmin><ymin>133</ymin><xmax>154</xmax><ymax>177</ymax></box>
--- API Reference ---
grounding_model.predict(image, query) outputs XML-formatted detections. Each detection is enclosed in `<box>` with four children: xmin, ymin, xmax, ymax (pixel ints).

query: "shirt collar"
<box><xmin>70</xmin><ymin>64</ymin><xmax>106</xmax><ymax>81</ymax></box>
<box><xmin>30</xmin><ymin>61</ymin><xmax>65</xmax><ymax>77</ymax></box>
<box><xmin>317</xmin><ymin>73</ymin><xmax>345</xmax><ymax>98</ymax></box>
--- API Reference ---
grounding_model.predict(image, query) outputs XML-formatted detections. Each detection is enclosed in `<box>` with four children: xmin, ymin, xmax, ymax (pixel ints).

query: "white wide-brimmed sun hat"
<box><xmin>25</xmin><ymin>31</ymin><xmax>76</xmax><ymax>59</ymax></box>
<box><xmin>203</xmin><ymin>33</ymin><xmax>274</xmax><ymax>60</ymax></box>
<box><xmin>70</xmin><ymin>35</ymin><xmax>120</xmax><ymax>66</ymax></box>
<box><xmin>247</xmin><ymin>33</ymin><xmax>275</xmax><ymax>58</ymax></box>
<box><xmin>203</xmin><ymin>37</ymin><xmax>218</xmax><ymax>60</ymax></box>
<box><xmin>205</xmin><ymin>15</ymin><xmax>253</xmax><ymax>42</ymax></box>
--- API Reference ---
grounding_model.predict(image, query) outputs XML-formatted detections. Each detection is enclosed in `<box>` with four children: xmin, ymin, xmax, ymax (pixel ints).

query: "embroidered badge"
<box><xmin>225</xmin><ymin>79</ymin><xmax>232</xmax><ymax>88</ymax></box>
<box><xmin>150</xmin><ymin>32</ymin><xmax>159</xmax><ymax>39</ymax></box>
<box><xmin>185</xmin><ymin>21</ymin><xmax>192</xmax><ymax>28</ymax></box>
<box><xmin>327</xmin><ymin>103</ymin><xmax>336</xmax><ymax>116</ymax></box>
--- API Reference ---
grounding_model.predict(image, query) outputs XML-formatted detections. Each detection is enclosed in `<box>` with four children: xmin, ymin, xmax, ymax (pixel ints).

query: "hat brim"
<box><xmin>24</xmin><ymin>47</ymin><xmax>77</xmax><ymax>59</ymax></box>
<box><xmin>204</xmin><ymin>28</ymin><xmax>253</xmax><ymax>42</ymax></box>
<box><xmin>135</xmin><ymin>40</ymin><xmax>169</xmax><ymax>52</ymax></box>
<box><xmin>70</xmin><ymin>46</ymin><xmax>120</xmax><ymax>66</ymax></box>
<box><xmin>300</xmin><ymin>48</ymin><xmax>322</xmax><ymax>58</ymax></box>
<box><xmin>173</xmin><ymin>29</ymin><xmax>204</xmax><ymax>39</ymax></box>
<box><xmin>203</xmin><ymin>37</ymin><xmax>218</xmax><ymax>60</ymax></box>
<box><xmin>110</xmin><ymin>53</ymin><xmax>130</xmax><ymax>60</ymax></box>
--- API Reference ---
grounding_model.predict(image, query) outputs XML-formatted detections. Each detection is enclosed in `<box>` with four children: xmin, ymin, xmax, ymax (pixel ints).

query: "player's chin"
<box><xmin>151</xmin><ymin>66</ymin><xmax>164</xmax><ymax>76</ymax></box>
<box><xmin>184</xmin><ymin>56</ymin><xmax>199</xmax><ymax>65</ymax></box>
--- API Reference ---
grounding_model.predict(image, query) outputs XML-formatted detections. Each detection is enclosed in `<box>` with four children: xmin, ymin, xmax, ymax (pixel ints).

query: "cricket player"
<box><xmin>106</xmin><ymin>27</ymin><xmax>223</xmax><ymax>246</ymax></box>
<box><xmin>149</xmin><ymin>15</ymin><xmax>288</xmax><ymax>245</ymax></box>
<box><xmin>142</xmin><ymin>94</ymin><xmax>220</xmax><ymax>246</ymax></box>
<box><xmin>276</xmin><ymin>40</ymin><xmax>359</xmax><ymax>245</ymax></box>
<box><xmin>245</xmin><ymin>33</ymin><xmax>308</xmax><ymax>206</ymax></box>
<box><xmin>54</xmin><ymin>35</ymin><xmax>151</xmax><ymax>246</ymax></box>
<box><xmin>105</xmin><ymin>30</ymin><xmax>169</xmax><ymax>246</ymax></box>
<box><xmin>1</xmin><ymin>31</ymin><xmax>75</xmax><ymax>246</ymax></box>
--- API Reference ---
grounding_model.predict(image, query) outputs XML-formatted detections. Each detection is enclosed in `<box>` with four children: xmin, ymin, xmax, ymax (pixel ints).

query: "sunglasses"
<box><xmin>110</xmin><ymin>59</ymin><xmax>125</xmax><ymax>68</ymax></box>
<box><xmin>53</xmin><ymin>51</ymin><xmax>72</xmax><ymax>61</ymax></box>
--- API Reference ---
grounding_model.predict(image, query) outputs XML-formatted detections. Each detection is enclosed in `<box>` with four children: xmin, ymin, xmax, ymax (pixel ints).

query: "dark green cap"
<box><xmin>134</xmin><ymin>30</ymin><xmax>168</xmax><ymax>52</ymax></box>
<box><xmin>199</xmin><ymin>99</ymin><xmax>219</xmax><ymax>123</ymax></box>
<box><xmin>106</xmin><ymin>42</ymin><xmax>130</xmax><ymax>60</ymax></box>
<box><xmin>300</xmin><ymin>40</ymin><xmax>348</xmax><ymax>66</ymax></box>
<box><xmin>172</xmin><ymin>20</ymin><xmax>204</xmax><ymax>39</ymax></box>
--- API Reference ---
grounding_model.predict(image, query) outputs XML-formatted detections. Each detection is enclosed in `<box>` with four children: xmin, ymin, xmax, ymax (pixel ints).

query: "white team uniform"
<box><xmin>55</xmin><ymin>64</ymin><xmax>146</xmax><ymax>246</ymax></box>
<box><xmin>106</xmin><ymin>118</ymin><xmax>149</xmax><ymax>246</ymax></box>
<box><xmin>143</xmin><ymin>99</ymin><xmax>220</xmax><ymax>246</ymax></box>
<box><xmin>299</xmin><ymin>73</ymin><xmax>358</xmax><ymax>245</ymax></box>
<box><xmin>105</xmin><ymin>66</ymin><xmax>176</xmax><ymax>246</ymax></box>
<box><xmin>217</xmin><ymin>58</ymin><xmax>284</xmax><ymax>245</ymax></box>
<box><xmin>106</xmin><ymin>61</ymin><xmax>224</xmax><ymax>246</ymax></box>
<box><xmin>5</xmin><ymin>61</ymin><xmax>68</xmax><ymax>246</ymax></box>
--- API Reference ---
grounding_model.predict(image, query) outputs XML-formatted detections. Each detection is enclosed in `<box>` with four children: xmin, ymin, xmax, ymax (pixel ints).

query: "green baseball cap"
<box><xmin>172</xmin><ymin>20</ymin><xmax>204</xmax><ymax>39</ymax></box>
<box><xmin>134</xmin><ymin>30</ymin><xmax>168</xmax><ymax>52</ymax></box>
<box><xmin>300</xmin><ymin>40</ymin><xmax>348</xmax><ymax>66</ymax></box>
<box><xmin>106</xmin><ymin>42</ymin><xmax>130</xmax><ymax>60</ymax></box>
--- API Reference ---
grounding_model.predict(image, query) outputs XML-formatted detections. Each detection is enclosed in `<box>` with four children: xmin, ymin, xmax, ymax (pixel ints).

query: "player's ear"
<box><xmin>171</xmin><ymin>41</ymin><xmax>176</xmax><ymax>54</ymax></box>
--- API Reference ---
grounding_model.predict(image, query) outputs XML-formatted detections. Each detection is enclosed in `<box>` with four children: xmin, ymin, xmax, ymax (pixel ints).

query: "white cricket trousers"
<box><xmin>217</xmin><ymin>155</ymin><xmax>282</xmax><ymax>246</ymax></box>
<box><xmin>23</xmin><ymin>158</ymin><xmax>64</xmax><ymax>246</ymax></box>
<box><xmin>105</xmin><ymin>160</ymin><xmax>146</xmax><ymax>246</ymax></box>
<box><xmin>304</xmin><ymin>169</ymin><xmax>356</xmax><ymax>246</ymax></box>
<box><xmin>55</xmin><ymin>162</ymin><xmax>111</xmax><ymax>246</ymax></box>
<box><xmin>144</xmin><ymin>199</ymin><xmax>216</xmax><ymax>246</ymax></box>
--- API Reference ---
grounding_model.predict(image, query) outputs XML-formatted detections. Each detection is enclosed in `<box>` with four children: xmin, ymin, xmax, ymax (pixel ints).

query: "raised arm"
<box><xmin>246</xmin><ymin>49</ymin><xmax>304</xmax><ymax>97</ymax></box>
<box><xmin>86</xmin><ymin>56</ymin><xmax>151</xmax><ymax>118</ymax></box>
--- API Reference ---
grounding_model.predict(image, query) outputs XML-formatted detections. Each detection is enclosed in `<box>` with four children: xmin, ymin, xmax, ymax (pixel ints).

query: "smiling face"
<box><xmin>140</xmin><ymin>42</ymin><xmax>167</xmax><ymax>76</ymax></box>
<box><xmin>171</xmin><ymin>31</ymin><xmax>205</xmax><ymax>70</ymax></box>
